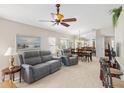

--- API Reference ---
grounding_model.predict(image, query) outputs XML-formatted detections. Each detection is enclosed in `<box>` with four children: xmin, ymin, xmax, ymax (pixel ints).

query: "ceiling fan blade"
<box><xmin>52</xmin><ymin>23</ymin><xmax>57</xmax><ymax>26</ymax></box>
<box><xmin>62</xmin><ymin>18</ymin><xmax>77</xmax><ymax>22</ymax></box>
<box><xmin>39</xmin><ymin>20</ymin><xmax>55</xmax><ymax>22</ymax></box>
<box><xmin>60</xmin><ymin>22</ymin><xmax>70</xmax><ymax>27</ymax></box>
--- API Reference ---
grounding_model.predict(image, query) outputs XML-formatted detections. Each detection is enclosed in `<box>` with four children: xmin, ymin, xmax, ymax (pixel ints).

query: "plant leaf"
<box><xmin>111</xmin><ymin>6</ymin><xmax>122</xmax><ymax>27</ymax></box>
<box><xmin>112</xmin><ymin>14</ymin><xmax>118</xmax><ymax>27</ymax></box>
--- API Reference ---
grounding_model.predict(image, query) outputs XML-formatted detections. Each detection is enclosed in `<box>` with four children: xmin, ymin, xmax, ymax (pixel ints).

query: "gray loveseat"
<box><xmin>61</xmin><ymin>49</ymin><xmax>78</xmax><ymax>66</ymax></box>
<box><xmin>19</xmin><ymin>50</ymin><xmax>61</xmax><ymax>84</ymax></box>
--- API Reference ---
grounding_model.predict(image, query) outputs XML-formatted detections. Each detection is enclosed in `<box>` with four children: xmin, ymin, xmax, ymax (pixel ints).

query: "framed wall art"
<box><xmin>16</xmin><ymin>35</ymin><xmax>41</xmax><ymax>51</ymax></box>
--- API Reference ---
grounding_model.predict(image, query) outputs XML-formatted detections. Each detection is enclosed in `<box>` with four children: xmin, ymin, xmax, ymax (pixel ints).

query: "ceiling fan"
<box><xmin>39</xmin><ymin>4</ymin><xmax>77</xmax><ymax>27</ymax></box>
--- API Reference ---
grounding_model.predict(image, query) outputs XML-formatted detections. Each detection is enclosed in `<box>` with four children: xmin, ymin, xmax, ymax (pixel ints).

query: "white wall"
<box><xmin>115</xmin><ymin>8</ymin><xmax>124</xmax><ymax>58</ymax></box>
<box><xmin>96</xmin><ymin>31</ymin><xmax>105</xmax><ymax>57</ymax></box>
<box><xmin>95</xmin><ymin>26</ymin><xmax>114</xmax><ymax>57</ymax></box>
<box><xmin>0</xmin><ymin>18</ymin><xmax>73</xmax><ymax>71</ymax></box>
<box><xmin>115</xmin><ymin>7</ymin><xmax>124</xmax><ymax>76</ymax></box>
<box><xmin>100</xmin><ymin>27</ymin><xmax>114</xmax><ymax>37</ymax></box>
<box><xmin>81</xmin><ymin>31</ymin><xmax>96</xmax><ymax>40</ymax></box>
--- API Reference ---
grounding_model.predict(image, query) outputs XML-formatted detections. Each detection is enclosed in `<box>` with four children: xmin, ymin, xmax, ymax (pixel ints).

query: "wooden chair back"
<box><xmin>101</xmin><ymin>61</ymin><xmax>113</xmax><ymax>88</ymax></box>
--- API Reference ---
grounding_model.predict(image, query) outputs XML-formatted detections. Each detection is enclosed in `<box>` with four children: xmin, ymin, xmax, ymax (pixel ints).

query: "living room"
<box><xmin>0</xmin><ymin>1</ymin><xmax>124</xmax><ymax>91</ymax></box>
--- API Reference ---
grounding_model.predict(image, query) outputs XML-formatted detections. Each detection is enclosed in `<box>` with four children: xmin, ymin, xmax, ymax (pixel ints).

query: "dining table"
<box><xmin>72</xmin><ymin>50</ymin><xmax>92</xmax><ymax>62</ymax></box>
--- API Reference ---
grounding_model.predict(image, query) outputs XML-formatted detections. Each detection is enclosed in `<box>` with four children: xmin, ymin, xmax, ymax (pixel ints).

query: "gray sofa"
<box><xmin>61</xmin><ymin>49</ymin><xmax>78</xmax><ymax>66</ymax></box>
<box><xmin>19</xmin><ymin>51</ymin><xmax>61</xmax><ymax>84</ymax></box>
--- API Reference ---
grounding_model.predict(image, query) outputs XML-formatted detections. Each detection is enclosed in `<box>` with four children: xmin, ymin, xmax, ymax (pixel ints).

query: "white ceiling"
<box><xmin>0</xmin><ymin>4</ymin><xmax>121</xmax><ymax>35</ymax></box>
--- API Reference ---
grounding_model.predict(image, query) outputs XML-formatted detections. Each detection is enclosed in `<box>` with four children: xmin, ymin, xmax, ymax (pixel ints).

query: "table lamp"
<box><xmin>4</xmin><ymin>47</ymin><xmax>17</xmax><ymax>70</ymax></box>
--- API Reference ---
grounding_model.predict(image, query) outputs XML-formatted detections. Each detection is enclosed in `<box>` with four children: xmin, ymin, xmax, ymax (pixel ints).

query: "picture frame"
<box><xmin>16</xmin><ymin>35</ymin><xmax>41</xmax><ymax>51</ymax></box>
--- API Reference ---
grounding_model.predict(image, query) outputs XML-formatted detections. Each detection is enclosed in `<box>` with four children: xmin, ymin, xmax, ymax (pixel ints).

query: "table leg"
<box><xmin>10</xmin><ymin>74</ymin><xmax>12</xmax><ymax>80</ymax></box>
<box><xmin>19</xmin><ymin>70</ymin><xmax>21</xmax><ymax>83</ymax></box>
<box><xmin>13</xmin><ymin>73</ymin><xmax>15</xmax><ymax>81</ymax></box>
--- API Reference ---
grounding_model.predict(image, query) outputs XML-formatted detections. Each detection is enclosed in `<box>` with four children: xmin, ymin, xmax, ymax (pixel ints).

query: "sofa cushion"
<box><xmin>24</xmin><ymin>51</ymin><xmax>40</xmax><ymax>58</ymax></box>
<box><xmin>32</xmin><ymin>63</ymin><xmax>50</xmax><ymax>80</ymax></box>
<box><xmin>24</xmin><ymin>57</ymin><xmax>42</xmax><ymax>65</ymax></box>
<box><xmin>42</xmin><ymin>55</ymin><xmax>52</xmax><ymax>62</ymax></box>
<box><xmin>40</xmin><ymin>51</ymin><xmax>51</xmax><ymax>56</ymax></box>
<box><xmin>47</xmin><ymin>60</ymin><xmax>61</xmax><ymax>73</ymax></box>
<box><xmin>47</xmin><ymin>60</ymin><xmax>61</xmax><ymax>67</ymax></box>
<box><xmin>23</xmin><ymin>51</ymin><xmax>43</xmax><ymax>65</ymax></box>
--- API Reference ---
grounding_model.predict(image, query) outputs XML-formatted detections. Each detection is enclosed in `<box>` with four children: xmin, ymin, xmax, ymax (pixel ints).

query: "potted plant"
<box><xmin>111</xmin><ymin>6</ymin><xmax>122</xmax><ymax>27</ymax></box>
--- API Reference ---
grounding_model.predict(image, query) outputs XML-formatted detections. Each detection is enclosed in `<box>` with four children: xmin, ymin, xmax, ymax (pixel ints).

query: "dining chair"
<box><xmin>102</xmin><ymin>62</ymin><xmax>124</xmax><ymax>88</ymax></box>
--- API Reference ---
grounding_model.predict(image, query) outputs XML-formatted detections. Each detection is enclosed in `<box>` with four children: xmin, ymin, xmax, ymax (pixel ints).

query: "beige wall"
<box><xmin>0</xmin><ymin>18</ymin><xmax>73</xmax><ymax>71</ymax></box>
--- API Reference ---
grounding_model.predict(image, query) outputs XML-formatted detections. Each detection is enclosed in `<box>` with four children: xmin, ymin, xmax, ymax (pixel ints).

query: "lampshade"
<box><xmin>4</xmin><ymin>47</ymin><xmax>17</xmax><ymax>56</ymax></box>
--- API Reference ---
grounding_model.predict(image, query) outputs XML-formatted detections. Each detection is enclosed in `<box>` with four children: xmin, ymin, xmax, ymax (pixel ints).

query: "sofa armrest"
<box><xmin>61</xmin><ymin>56</ymin><xmax>70</xmax><ymax>65</ymax></box>
<box><xmin>22</xmin><ymin>64</ymin><xmax>33</xmax><ymax>68</ymax></box>
<box><xmin>18</xmin><ymin>54</ymin><xmax>24</xmax><ymax>64</ymax></box>
<box><xmin>52</xmin><ymin>57</ymin><xmax>62</xmax><ymax>64</ymax></box>
<box><xmin>21</xmin><ymin>64</ymin><xmax>34</xmax><ymax>83</ymax></box>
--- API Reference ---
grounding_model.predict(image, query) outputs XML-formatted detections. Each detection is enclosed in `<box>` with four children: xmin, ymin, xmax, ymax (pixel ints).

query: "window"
<box><xmin>60</xmin><ymin>39</ymin><xmax>67</xmax><ymax>49</ymax></box>
<box><xmin>48</xmin><ymin>37</ymin><xmax>56</xmax><ymax>54</ymax></box>
<box><xmin>111</xmin><ymin>39</ymin><xmax>115</xmax><ymax>49</ymax></box>
<box><xmin>60</xmin><ymin>38</ymin><xmax>72</xmax><ymax>49</ymax></box>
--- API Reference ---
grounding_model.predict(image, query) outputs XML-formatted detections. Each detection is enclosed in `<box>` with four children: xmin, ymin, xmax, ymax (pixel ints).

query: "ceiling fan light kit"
<box><xmin>39</xmin><ymin>4</ymin><xmax>77</xmax><ymax>27</ymax></box>
<box><xmin>55</xmin><ymin>14</ymin><xmax>64</xmax><ymax>21</ymax></box>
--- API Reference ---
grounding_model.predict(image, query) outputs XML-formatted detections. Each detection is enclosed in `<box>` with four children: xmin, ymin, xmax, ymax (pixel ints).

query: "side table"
<box><xmin>1</xmin><ymin>66</ymin><xmax>21</xmax><ymax>83</ymax></box>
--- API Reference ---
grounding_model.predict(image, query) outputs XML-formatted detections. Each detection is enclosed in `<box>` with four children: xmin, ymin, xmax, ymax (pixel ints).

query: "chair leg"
<box><xmin>87</xmin><ymin>56</ymin><xmax>90</xmax><ymax>62</ymax></box>
<box><xmin>90</xmin><ymin>54</ymin><xmax>92</xmax><ymax>62</ymax></box>
<box><xmin>81</xmin><ymin>57</ymin><xmax>83</xmax><ymax>62</ymax></box>
<box><xmin>85</xmin><ymin>56</ymin><xmax>87</xmax><ymax>62</ymax></box>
